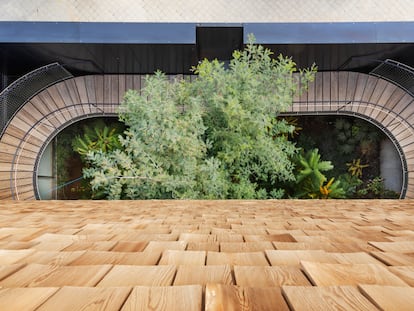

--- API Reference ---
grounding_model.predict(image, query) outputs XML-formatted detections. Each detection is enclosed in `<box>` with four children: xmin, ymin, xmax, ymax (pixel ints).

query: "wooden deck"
<box><xmin>0</xmin><ymin>199</ymin><xmax>413</xmax><ymax>310</ymax></box>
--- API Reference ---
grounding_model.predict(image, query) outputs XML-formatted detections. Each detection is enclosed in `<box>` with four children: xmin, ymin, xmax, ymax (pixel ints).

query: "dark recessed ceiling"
<box><xmin>1</xmin><ymin>41</ymin><xmax>414</xmax><ymax>82</ymax></box>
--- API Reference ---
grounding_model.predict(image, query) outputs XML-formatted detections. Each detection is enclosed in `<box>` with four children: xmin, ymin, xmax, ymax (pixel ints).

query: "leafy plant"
<box><xmin>82</xmin><ymin>36</ymin><xmax>317</xmax><ymax>199</ymax></box>
<box><xmin>356</xmin><ymin>176</ymin><xmax>399</xmax><ymax>198</ymax></box>
<box><xmin>338</xmin><ymin>173</ymin><xmax>363</xmax><ymax>198</ymax></box>
<box><xmin>296</xmin><ymin>148</ymin><xmax>333</xmax><ymax>184</ymax></box>
<box><xmin>278</xmin><ymin>116</ymin><xmax>302</xmax><ymax>139</ymax></box>
<box><xmin>319</xmin><ymin>177</ymin><xmax>345</xmax><ymax>199</ymax></box>
<box><xmin>292</xmin><ymin>148</ymin><xmax>344</xmax><ymax>198</ymax></box>
<box><xmin>346</xmin><ymin>158</ymin><xmax>369</xmax><ymax>178</ymax></box>
<box><xmin>72</xmin><ymin>120</ymin><xmax>123</xmax><ymax>158</ymax></box>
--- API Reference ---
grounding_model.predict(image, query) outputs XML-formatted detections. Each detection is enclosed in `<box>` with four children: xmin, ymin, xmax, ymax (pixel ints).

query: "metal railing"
<box><xmin>370</xmin><ymin>59</ymin><xmax>414</xmax><ymax>97</ymax></box>
<box><xmin>0</xmin><ymin>63</ymin><xmax>73</xmax><ymax>138</ymax></box>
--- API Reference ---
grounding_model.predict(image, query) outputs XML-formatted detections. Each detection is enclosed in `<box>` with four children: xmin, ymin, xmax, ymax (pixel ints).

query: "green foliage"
<box><xmin>291</xmin><ymin>149</ymin><xmax>345</xmax><ymax>199</ymax></box>
<box><xmin>296</xmin><ymin>148</ymin><xmax>333</xmax><ymax>184</ymax></box>
<box><xmin>319</xmin><ymin>178</ymin><xmax>346</xmax><ymax>199</ymax></box>
<box><xmin>72</xmin><ymin>119</ymin><xmax>123</xmax><ymax>158</ymax></box>
<box><xmin>356</xmin><ymin>177</ymin><xmax>399</xmax><ymax>199</ymax></box>
<box><xmin>56</xmin><ymin>130</ymin><xmax>75</xmax><ymax>198</ymax></box>
<box><xmin>82</xmin><ymin>37</ymin><xmax>317</xmax><ymax>199</ymax></box>
<box><xmin>346</xmin><ymin>158</ymin><xmax>369</xmax><ymax>178</ymax></box>
<box><xmin>338</xmin><ymin>173</ymin><xmax>363</xmax><ymax>197</ymax></box>
<box><xmin>337</xmin><ymin>174</ymin><xmax>399</xmax><ymax>199</ymax></box>
<box><xmin>334</xmin><ymin>118</ymin><xmax>381</xmax><ymax>159</ymax></box>
<box><xmin>84</xmin><ymin>72</ymin><xmax>208</xmax><ymax>199</ymax></box>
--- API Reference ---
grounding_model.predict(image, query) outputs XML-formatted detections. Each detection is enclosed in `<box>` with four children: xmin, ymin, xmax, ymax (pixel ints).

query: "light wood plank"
<box><xmin>388</xmin><ymin>266</ymin><xmax>414</xmax><ymax>286</ymax></box>
<box><xmin>0</xmin><ymin>249</ymin><xmax>35</xmax><ymax>264</ymax></box>
<box><xmin>121</xmin><ymin>285</ymin><xmax>202</xmax><ymax>311</ymax></box>
<box><xmin>301</xmin><ymin>261</ymin><xmax>409</xmax><ymax>286</ymax></box>
<box><xmin>282</xmin><ymin>286</ymin><xmax>378</xmax><ymax>311</ymax></box>
<box><xmin>186</xmin><ymin>242</ymin><xmax>220</xmax><ymax>252</ymax></box>
<box><xmin>0</xmin><ymin>287</ymin><xmax>59</xmax><ymax>311</ymax></box>
<box><xmin>244</xmin><ymin>233</ymin><xmax>296</xmax><ymax>242</ymax></box>
<box><xmin>330</xmin><ymin>252</ymin><xmax>384</xmax><ymax>264</ymax></box>
<box><xmin>111</xmin><ymin>241</ymin><xmax>147</xmax><ymax>252</ymax></box>
<box><xmin>207</xmin><ymin>251</ymin><xmax>269</xmax><ymax>266</ymax></box>
<box><xmin>18</xmin><ymin>251</ymin><xmax>85</xmax><ymax>265</ymax></box>
<box><xmin>159</xmin><ymin>250</ymin><xmax>206</xmax><ymax>266</ymax></box>
<box><xmin>143</xmin><ymin>241</ymin><xmax>187</xmax><ymax>254</ymax></box>
<box><xmin>63</xmin><ymin>241</ymin><xmax>117</xmax><ymax>252</ymax></box>
<box><xmin>37</xmin><ymin>286</ymin><xmax>131</xmax><ymax>311</ymax></box>
<box><xmin>174</xmin><ymin>265</ymin><xmax>233</xmax><ymax>285</ymax></box>
<box><xmin>0</xmin><ymin>264</ymin><xmax>25</xmax><ymax>281</ymax></box>
<box><xmin>359</xmin><ymin>285</ymin><xmax>414</xmax><ymax>311</ymax></box>
<box><xmin>234</xmin><ymin>265</ymin><xmax>311</xmax><ymax>287</ymax></box>
<box><xmin>97</xmin><ymin>265</ymin><xmax>176</xmax><ymax>287</ymax></box>
<box><xmin>205</xmin><ymin>284</ymin><xmax>289</xmax><ymax>311</ymax></box>
<box><xmin>369</xmin><ymin>241</ymin><xmax>414</xmax><ymax>253</ymax></box>
<box><xmin>370</xmin><ymin>251</ymin><xmax>414</xmax><ymax>266</ymax></box>
<box><xmin>220</xmin><ymin>242</ymin><xmax>274</xmax><ymax>252</ymax></box>
<box><xmin>0</xmin><ymin>264</ymin><xmax>112</xmax><ymax>287</ymax></box>
<box><xmin>70</xmin><ymin>250</ymin><xmax>160</xmax><ymax>265</ymax></box>
<box><xmin>265</xmin><ymin>250</ymin><xmax>336</xmax><ymax>266</ymax></box>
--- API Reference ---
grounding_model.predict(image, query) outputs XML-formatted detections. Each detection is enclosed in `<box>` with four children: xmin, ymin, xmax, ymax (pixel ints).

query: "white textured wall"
<box><xmin>0</xmin><ymin>0</ymin><xmax>413</xmax><ymax>22</ymax></box>
<box><xmin>380</xmin><ymin>139</ymin><xmax>403</xmax><ymax>193</ymax></box>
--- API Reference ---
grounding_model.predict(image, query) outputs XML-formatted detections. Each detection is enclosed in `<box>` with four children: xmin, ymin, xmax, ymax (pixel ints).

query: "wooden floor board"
<box><xmin>301</xmin><ymin>261</ymin><xmax>409</xmax><ymax>286</ymax></box>
<box><xmin>388</xmin><ymin>266</ymin><xmax>414</xmax><ymax>286</ymax></box>
<box><xmin>0</xmin><ymin>264</ymin><xmax>112</xmax><ymax>287</ymax></box>
<box><xmin>17</xmin><ymin>251</ymin><xmax>85</xmax><ymax>265</ymax></box>
<box><xmin>97</xmin><ymin>265</ymin><xmax>176</xmax><ymax>287</ymax></box>
<box><xmin>370</xmin><ymin>251</ymin><xmax>414</xmax><ymax>266</ymax></box>
<box><xmin>282</xmin><ymin>286</ymin><xmax>378</xmax><ymax>311</ymax></box>
<box><xmin>207</xmin><ymin>251</ymin><xmax>269</xmax><ymax>266</ymax></box>
<box><xmin>173</xmin><ymin>265</ymin><xmax>233</xmax><ymax>285</ymax></box>
<box><xmin>69</xmin><ymin>250</ymin><xmax>160</xmax><ymax>265</ymax></box>
<box><xmin>158</xmin><ymin>250</ymin><xmax>206</xmax><ymax>265</ymax></box>
<box><xmin>205</xmin><ymin>284</ymin><xmax>290</xmax><ymax>311</ymax></box>
<box><xmin>121</xmin><ymin>285</ymin><xmax>202</xmax><ymax>311</ymax></box>
<box><xmin>234</xmin><ymin>266</ymin><xmax>311</xmax><ymax>287</ymax></box>
<box><xmin>265</xmin><ymin>250</ymin><xmax>337</xmax><ymax>266</ymax></box>
<box><xmin>359</xmin><ymin>285</ymin><xmax>414</xmax><ymax>311</ymax></box>
<box><xmin>0</xmin><ymin>287</ymin><xmax>59</xmax><ymax>311</ymax></box>
<box><xmin>369</xmin><ymin>241</ymin><xmax>414</xmax><ymax>253</ymax></box>
<box><xmin>0</xmin><ymin>249</ymin><xmax>35</xmax><ymax>264</ymax></box>
<box><xmin>36</xmin><ymin>286</ymin><xmax>131</xmax><ymax>311</ymax></box>
<box><xmin>219</xmin><ymin>241</ymin><xmax>274</xmax><ymax>252</ymax></box>
<box><xmin>0</xmin><ymin>200</ymin><xmax>414</xmax><ymax>310</ymax></box>
<box><xmin>0</xmin><ymin>264</ymin><xmax>26</xmax><ymax>282</ymax></box>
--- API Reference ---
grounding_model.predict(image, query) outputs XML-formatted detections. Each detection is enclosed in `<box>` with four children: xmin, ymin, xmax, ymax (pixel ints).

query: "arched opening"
<box><xmin>36</xmin><ymin>116</ymin><xmax>124</xmax><ymax>200</ymax></box>
<box><xmin>282</xmin><ymin>114</ymin><xmax>403</xmax><ymax>198</ymax></box>
<box><xmin>1</xmin><ymin>72</ymin><xmax>413</xmax><ymax>200</ymax></box>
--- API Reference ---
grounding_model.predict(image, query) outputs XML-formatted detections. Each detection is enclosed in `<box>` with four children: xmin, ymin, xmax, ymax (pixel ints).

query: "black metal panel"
<box><xmin>0</xmin><ymin>22</ymin><xmax>196</xmax><ymax>44</ymax></box>
<box><xmin>263</xmin><ymin>43</ymin><xmax>414</xmax><ymax>72</ymax></box>
<box><xmin>0</xmin><ymin>43</ymin><xmax>198</xmax><ymax>76</ymax></box>
<box><xmin>196</xmin><ymin>27</ymin><xmax>243</xmax><ymax>61</ymax></box>
<box><xmin>245</xmin><ymin>22</ymin><xmax>414</xmax><ymax>44</ymax></box>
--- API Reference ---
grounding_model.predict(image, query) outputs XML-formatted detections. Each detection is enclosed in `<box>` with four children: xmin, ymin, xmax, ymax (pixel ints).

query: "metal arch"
<box><xmin>32</xmin><ymin>105</ymin><xmax>118</xmax><ymax>200</ymax></box>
